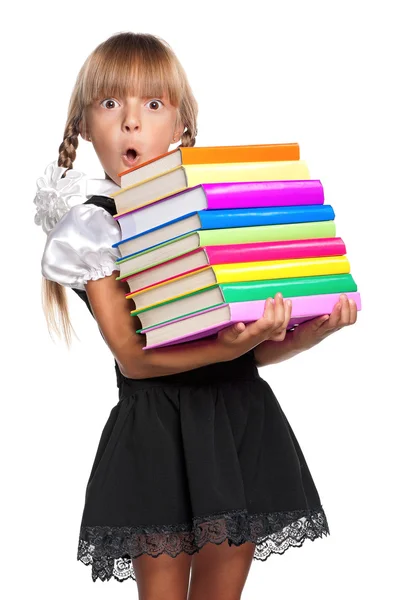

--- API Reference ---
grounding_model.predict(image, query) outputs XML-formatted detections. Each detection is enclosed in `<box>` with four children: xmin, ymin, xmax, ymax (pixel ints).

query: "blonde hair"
<box><xmin>42</xmin><ymin>32</ymin><xmax>199</xmax><ymax>346</ymax></box>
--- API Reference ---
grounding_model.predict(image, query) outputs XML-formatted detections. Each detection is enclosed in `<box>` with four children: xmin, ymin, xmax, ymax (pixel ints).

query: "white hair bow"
<box><xmin>33</xmin><ymin>160</ymin><xmax>120</xmax><ymax>234</ymax></box>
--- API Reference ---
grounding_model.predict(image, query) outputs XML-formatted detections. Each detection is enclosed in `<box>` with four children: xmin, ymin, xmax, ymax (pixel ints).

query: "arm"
<box><xmin>85</xmin><ymin>273</ymin><xmax>230</xmax><ymax>379</ymax></box>
<box><xmin>253</xmin><ymin>329</ymin><xmax>307</xmax><ymax>367</ymax></box>
<box><xmin>253</xmin><ymin>294</ymin><xmax>359</xmax><ymax>367</ymax></box>
<box><xmin>41</xmin><ymin>203</ymin><xmax>281</xmax><ymax>378</ymax></box>
<box><xmin>85</xmin><ymin>272</ymin><xmax>296</xmax><ymax>379</ymax></box>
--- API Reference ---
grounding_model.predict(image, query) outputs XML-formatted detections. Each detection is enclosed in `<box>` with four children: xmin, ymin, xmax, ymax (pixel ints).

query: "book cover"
<box><xmin>130</xmin><ymin>273</ymin><xmax>358</xmax><ymax>317</ymax></box>
<box><xmin>110</xmin><ymin>160</ymin><xmax>311</xmax><ymax>214</ymax></box>
<box><xmin>115</xmin><ymin>206</ymin><xmax>336</xmax><ymax>263</ymax></box>
<box><xmin>127</xmin><ymin>256</ymin><xmax>351</xmax><ymax>310</ymax></box>
<box><xmin>140</xmin><ymin>291</ymin><xmax>362</xmax><ymax>349</ymax></box>
<box><xmin>114</xmin><ymin>219</ymin><xmax>337</xmax><ymax>258</ymax></box>
<box><xmin>197</xmin><ymin>204</ymin><xmax>334</xmax><ymax>230</ymax></box>
<box><xmin>118</xmin><ymin>142</ymin><xmax>301</xmax><ymax>177</ymax></box>
<box><xmin>122</xmin><ymin>237</ymin><xmax>347</xmax><ymax>292</ymax></box>
<box><xmin>113</xmin><ymin>179</ymin><xmax>324</xmax><ymax>219</ymax></box>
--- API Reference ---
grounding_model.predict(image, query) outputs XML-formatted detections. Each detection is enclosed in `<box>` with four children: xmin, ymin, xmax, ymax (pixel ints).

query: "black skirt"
<box><xmin>73</xmin><ymin>198</ymin><xmax>330</xmax><ymax>583</ymax></box>
<box><xmin>76</xmin><ymin>346</ymin><xmax>330</xmax><ymax>583</ymax></box>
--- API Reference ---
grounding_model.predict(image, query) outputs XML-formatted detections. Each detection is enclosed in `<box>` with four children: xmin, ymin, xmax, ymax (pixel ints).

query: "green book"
<box><xmin>132</xmin><ymin>273</ymin><xmax>357</xmax><ymax>331</ymax></box>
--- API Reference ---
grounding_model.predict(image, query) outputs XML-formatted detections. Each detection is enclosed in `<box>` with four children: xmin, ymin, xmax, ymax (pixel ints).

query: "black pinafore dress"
<box><xmin>74</xmin><ymin>196</ymin><xmax>330</xmax><ymax>583</ymax></box>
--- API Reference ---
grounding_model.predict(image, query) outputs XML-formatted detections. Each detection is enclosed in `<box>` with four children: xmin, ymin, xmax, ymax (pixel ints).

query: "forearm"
<box><xmin>253</xmin><ymin>329</ymin><xmax>307</xmax><ymax>367</ymax></box>
<box><xmin>86</xmin><ymin>276</ymin><xmax>231</xmax><ymax>380</ymax></box>
<box><xmin>129</xmin><ymin>335</ymin><xmax>229</xmax><ymax>379</ymax></box>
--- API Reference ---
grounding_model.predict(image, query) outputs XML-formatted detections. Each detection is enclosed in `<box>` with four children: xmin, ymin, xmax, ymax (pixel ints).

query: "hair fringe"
<box><xmin>41</xmin><ymin>32</ymin><xmax>199</xmax><ymax>346</ymax></box>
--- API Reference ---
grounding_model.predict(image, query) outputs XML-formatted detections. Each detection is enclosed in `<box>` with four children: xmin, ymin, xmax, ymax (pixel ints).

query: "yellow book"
<box><xmin>129</xmin><ymin>255</ymin><xmax>350</xmax><ymax>312</ymax></box>
<box><xmin>111</xmin><ymin>160</ymin><xmax>310</xmax><ymax>215</ymax></box>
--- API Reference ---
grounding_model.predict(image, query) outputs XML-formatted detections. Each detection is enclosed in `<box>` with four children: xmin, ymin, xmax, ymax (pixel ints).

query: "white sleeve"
<box><xmin>41</xmin><ymin>203</ymin><xmax>121</xmax><ymax>290</ymax></box>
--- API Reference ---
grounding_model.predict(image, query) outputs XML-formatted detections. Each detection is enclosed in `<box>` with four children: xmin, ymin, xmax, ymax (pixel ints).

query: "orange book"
<box><xmin>119</xmin><ymin>142</ymin><xmax>300</xmax><ymax>188</ymax></box>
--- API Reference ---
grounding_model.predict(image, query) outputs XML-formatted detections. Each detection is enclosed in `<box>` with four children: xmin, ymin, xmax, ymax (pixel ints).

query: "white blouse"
<box><xmin>34</xmin><ymin>159</ymin><xmax>122</xmax><ymax>290</ymax></box>
<box><xmin>41</xmin><ymin>203</ymin><xmax>122</xmax><ymax>290</ymax></box>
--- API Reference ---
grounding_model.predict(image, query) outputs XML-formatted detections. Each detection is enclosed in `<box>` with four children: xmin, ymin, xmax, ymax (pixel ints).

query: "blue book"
<box><xmin>113</xmin><ymin>204</ymin><xmax>335</xmax><ymax>261</ymax></box>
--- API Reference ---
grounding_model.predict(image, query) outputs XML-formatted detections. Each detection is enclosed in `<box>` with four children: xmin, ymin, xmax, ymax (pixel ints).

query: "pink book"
<box><xmin>124</xmin><ymin>237</ymin><xmax>346</xmax><ymax>294</ymax></box>
<box><xmin>141</xmin><ymin>292</ymin><xmax>362</xmax><ymax>349</ymax></box>
<box><xmin>204</xmin><ymin>237</ymin><xmax>345</xmax><ymax>264</ymax></box>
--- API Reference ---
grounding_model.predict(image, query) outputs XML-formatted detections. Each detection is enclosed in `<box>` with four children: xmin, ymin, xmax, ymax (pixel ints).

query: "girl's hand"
<box><xmin>217</xmin><ymin>293</ymin><xmax>292</xmax><ymax>359</ymax></box>
<box><xmin>290</xmin><ymin>293</ymin><xmax>358</xmax><ymax>351</ymax></box>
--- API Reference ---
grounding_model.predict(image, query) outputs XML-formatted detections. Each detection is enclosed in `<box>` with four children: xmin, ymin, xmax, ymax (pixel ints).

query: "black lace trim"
<box><xmin>77</xmin><ymin>506</ymin><xmax>330</xmax><ymax>583</ymax></box>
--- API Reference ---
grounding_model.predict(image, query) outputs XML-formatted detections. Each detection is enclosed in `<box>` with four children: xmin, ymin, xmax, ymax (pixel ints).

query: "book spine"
<box><xmin>203</xmin><ymin>180</ymin><xmax>324</xmax><ymax>209</ymax></box>
<box><xmin>130</xmin><ymin>273</ymin><xmax>357</xmax><ymax>317</ymax></box>
<box><xmin>185</xmin><ymin>160</ymin><xmax>310</xmax><ymax>187</ymax></box>
<box><xmin>204</xmin><ymin>237</ymin><xmax>346</xmax><ymax>264</ymax></box>
<box><xmin>141</xmin><ymin>291</ymin><xmax>361</xmax><ymax>348</ymax></box>
<box><xmin>214</xmin><ymin>255</ymin><xmax>350</xmax><ymax>283</ymax></box>
<box><xmin>126</xmin><ymin>263</ymin><xmax>207</xmax><ymax>294</ymax></box>
<box><xmin>142</xmin><ymin>291</ymin><xmax>362</xmax><ymax>334</ymax></box>
<box><xmin>221</xmin><ymin>273</ymin><xmax>357</xmax><ymax>302</ymax></box>
<box><xmin>228</xmin><ymin>291</ymin><xmax>362</xmax><ymax>322</ymax></box>
<box><xmin>198</xmin><ymin>205</ymin><xmax>335</xmax><ymax>229</ymax></box>
<box><xmin>197</xmin><ymin>220</ymin><xmax>336</xmax><ymax>245</ymax></box>
<box><xmin>180</xmin><ymin>143</ymin><xmax>300</xmax><ymax>164</ymax></box>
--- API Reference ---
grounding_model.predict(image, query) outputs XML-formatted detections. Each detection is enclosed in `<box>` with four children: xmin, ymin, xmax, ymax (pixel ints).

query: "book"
<box><xmin>119</xmin><ymin>142</ymin><xmax>301</xmax><ymax>188</ymax></box>
<box><xmin>115</xmin><ymin>205</ymin><xmax>336</xmax><ymax>278</ymax></box>
<box><xmin>128</xmin><ymin>255</ymin><xmax>351</xmax><ymax>311</ymax></box>
<box><xmin>115</xmin><ymin>216</ymin><xmax>337</xmax><ymax>259</ymax></box>
<box><xmin>123</xmin><ymin>237</ymin><xmax>346</xmax><ymax>295</ymax></box>
<box><xmin>132</xmin><ymin>273</ymin><xmax>358</xmax><ymax>329</ymax></box>
<box><xmin>113</xmin><ymin>179</ymin><xmax>324</xmax><ymax>241</ymax></box>
<box><xmin>110</xmin><ymin>160</ymin><xmax>310</xmax><ymax>214</ymax></box>
<box><xmin>139</xmin><ymin>292</ymin><xmax>362</xmax><ymax>349</ymax></box>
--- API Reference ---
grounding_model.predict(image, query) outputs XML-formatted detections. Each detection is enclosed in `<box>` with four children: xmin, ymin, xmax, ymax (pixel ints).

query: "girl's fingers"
<box><xmin>327</xmin><ymin>300</ymin><xmax>342</xmax><ymax>329</ymax></box>
<box><xmin>349</xmin><ymin>298</ymin><xmax>358</xmax><ymax>324</ymax></box>
<box><xmin>339</xmin><ymin>294</ymin><xmax>350</xmax><ymax>324</ymax></box>
<box><xmin>273</xmin><ymin>293</ymin><xmax>289</xmax><ymax>328</ymax></box>
<box><xmin>276</xmin><ymin>298</ymin><xmax>292</xmax><ymax>333</ymax></box>
<box><xmin>285</xmin><ymin>298</ymin><xmax>292</xmax><ymax>327</ymax></box>
<box><xmin>267</xmin><ymin>294</ymin><xmax>291</xmax><ymax>334</ymax></box>
<box><xmin>249</xmin><ymin>295</ymin><xmax>282</xmax><ymax>337</ymax></box>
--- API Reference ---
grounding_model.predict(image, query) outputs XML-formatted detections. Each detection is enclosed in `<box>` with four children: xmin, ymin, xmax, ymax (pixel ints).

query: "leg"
<box><xmin>187</xmin><ymin>540</ymin><xmax>256</xmax><ymax>600</ymax></box>
<box><xmin>132</xmin><ymin>551</ymin><xmax>193</xmax><ymax>600</ymax></box>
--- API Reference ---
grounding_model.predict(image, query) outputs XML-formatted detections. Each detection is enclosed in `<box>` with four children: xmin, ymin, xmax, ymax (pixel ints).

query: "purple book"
<box><xmin>141</xmin><ymin>291</ymin><xmax>361</xmax><ymax>349</ymax></box>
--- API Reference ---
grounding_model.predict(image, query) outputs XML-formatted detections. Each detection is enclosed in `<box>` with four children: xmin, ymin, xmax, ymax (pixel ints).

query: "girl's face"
<box><xmin>83</xmin><ymin>94</ymin><xmax>184</xmax><ymax>186</ymax></box>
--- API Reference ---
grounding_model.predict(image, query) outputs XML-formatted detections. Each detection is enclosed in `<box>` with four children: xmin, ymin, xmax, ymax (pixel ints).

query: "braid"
<box><xmin>180</xmin><ymin>125</ymin><xmax>197</xmax><ymax>148</ymax></box>
<box><xmin>58</xmin><ymin>117</ymin><xmax>80</xmax><ymax>171</ymax></box>
<box><xmin>42</xmin><ymin>115</ymin><xmax>82</xmax><ymax>347</ymax></box>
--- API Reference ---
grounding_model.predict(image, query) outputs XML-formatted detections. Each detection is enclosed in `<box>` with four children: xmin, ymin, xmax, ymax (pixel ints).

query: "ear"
<box><xmin>78</xmin><ymin>117</ymin><xmax>91</xmax><ymax>142</ymax></box>
<box><xmin>80</xmin><ymin>128</ymin><xmax>91</xmax><ymax>142</ymax></box>
<box><xmin>172</xmin><ymin>116</ymin><xmax>185</xmax><ymax>144</ymax></box>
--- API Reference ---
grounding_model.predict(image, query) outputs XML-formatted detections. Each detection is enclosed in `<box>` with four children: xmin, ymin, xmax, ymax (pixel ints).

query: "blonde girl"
<box><xmin>35</xmin><ymin>31</ymin><xmax>357</xmax><ymax>599</ymax></box>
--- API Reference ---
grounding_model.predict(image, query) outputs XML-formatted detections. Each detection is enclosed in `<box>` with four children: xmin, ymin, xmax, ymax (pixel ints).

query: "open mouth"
<box><xmin>122</xmin><ymin>148</ymin><xmax>140</xmax><ymax>167</ymax></box>
<box><xmin>127</xmin><ymin>148</ymin><xmax>137</xmax><ymax>160</ymax></box>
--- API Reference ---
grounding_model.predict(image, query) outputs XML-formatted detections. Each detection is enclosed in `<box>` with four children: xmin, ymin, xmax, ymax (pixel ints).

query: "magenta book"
<box><xmin>114</xmin><ymin>179</ymin><xmax>325</xmax><ymax>221</ymax></box>
<box><xmin>124</xmin><ymin>237</ymin><xmax>347</xmax><ymax>295</ymax></box>
<box><xmin>196</xmin><ymin>180</ymin><xmax>324</xmax><ymax>209</ymax></box>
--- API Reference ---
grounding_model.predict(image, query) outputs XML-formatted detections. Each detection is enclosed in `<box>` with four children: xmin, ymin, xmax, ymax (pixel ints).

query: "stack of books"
<box><xmin>109</xmin><ymin>143</ymin><xmax>361</xmax><ymax>349</ymax></box>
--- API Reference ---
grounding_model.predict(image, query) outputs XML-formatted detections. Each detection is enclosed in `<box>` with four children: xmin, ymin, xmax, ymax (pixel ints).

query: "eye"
<box><xmin>146</xmin><ymin>99</ymin><xmax>164</xmax><ymax>111</ymax></box>
<box><xmin>100</xmin><ymin>98</ymin><xmax>120</xmax><ymax>109</ymax></box>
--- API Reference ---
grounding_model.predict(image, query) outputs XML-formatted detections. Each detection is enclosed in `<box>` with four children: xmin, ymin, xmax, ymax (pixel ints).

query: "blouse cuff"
<box><xmin>41</xmin><ymin>203</ymin><xmax>121</xmax><ymax>290</ymax></box>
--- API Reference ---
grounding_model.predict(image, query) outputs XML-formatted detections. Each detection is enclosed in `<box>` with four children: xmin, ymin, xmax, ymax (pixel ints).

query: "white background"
<box><xmin>1</xmin><ymin>0</ymin><xmax>395</xmax><ymax>597</ymax></box>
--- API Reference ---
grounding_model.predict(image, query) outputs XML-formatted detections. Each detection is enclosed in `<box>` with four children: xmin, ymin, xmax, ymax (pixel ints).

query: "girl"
<box><xmin>35</xmin><ymin>32</ymin><xmax>357</xmax><ymax>598</ymax></box>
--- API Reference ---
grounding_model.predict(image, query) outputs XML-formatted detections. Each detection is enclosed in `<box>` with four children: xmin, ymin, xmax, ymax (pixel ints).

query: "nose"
<box><xmin>122</xmin><ymin>100</ymin><xmax>141</xmax><ymax>132</ymax></box>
